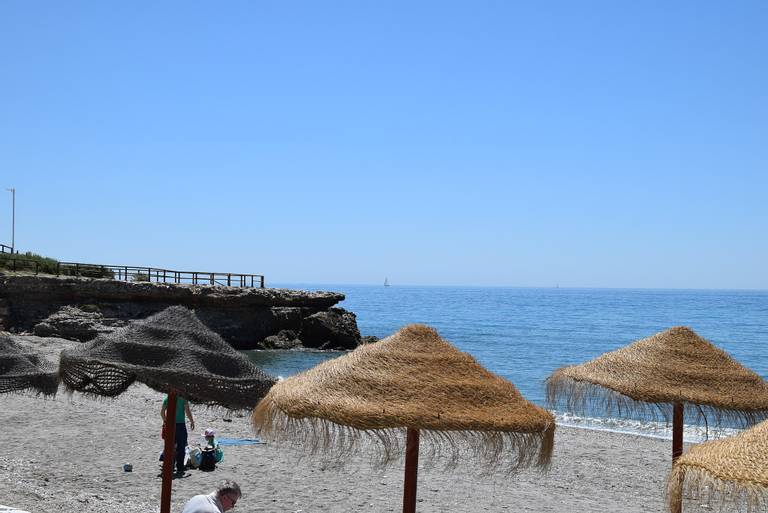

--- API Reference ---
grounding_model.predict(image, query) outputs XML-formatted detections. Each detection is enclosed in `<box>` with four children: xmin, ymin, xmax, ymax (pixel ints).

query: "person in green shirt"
<box><xmin>161</xmin><ymin>395</ymin><xmax>195</xmax><ymax>475</ymax></box>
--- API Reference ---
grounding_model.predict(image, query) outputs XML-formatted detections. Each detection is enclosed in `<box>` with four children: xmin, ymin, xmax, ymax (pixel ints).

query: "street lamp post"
<box><xmin>6</xmin><ymin>188</ymin><xmax>14</xmax><ymax>253</ymax></box>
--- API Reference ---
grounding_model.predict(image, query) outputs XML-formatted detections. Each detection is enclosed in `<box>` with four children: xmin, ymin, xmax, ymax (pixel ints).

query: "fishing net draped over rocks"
<box><xmin>668</xmin><ymin>419</ymin><xmax>768</xmax><ymax>511</ymax></box>
<box><xmin>59</xmin><ymin>306</ymin><xmax>276</xmax><ymax>409</ymax></box>
<box><xmin>0</xmin><ymin>335</ymin><xmax>58</xmax><ymax>396</ymax></box>
<box><xmin>253</xmin><ymin>324</ymin><xmax>555</xmax><ymax>470</ymax></box>
<box><xmin>546</xmin><ymin>326</ymin><xmax>768</xmax><ymax>427</ymax></box>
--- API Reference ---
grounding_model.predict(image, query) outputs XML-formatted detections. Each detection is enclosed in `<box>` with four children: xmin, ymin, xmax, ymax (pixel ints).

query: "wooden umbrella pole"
<box><xmin>160</xmin><ymin>391</ymin><xmax>178</xmax><ymax>513</ymax></box>
<box><xmin>671</xmin><ymin>402</ymin><xmax>684</xmax><ymax>513</ymax></box>
<box><xmin>402</xmin><ymin>428</ymin><xmax>420</xmax><ymax>513</ymax></box>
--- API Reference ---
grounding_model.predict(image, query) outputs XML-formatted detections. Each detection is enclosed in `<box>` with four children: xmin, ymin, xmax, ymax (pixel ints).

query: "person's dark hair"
<box><xmin>215</xmin><ymin>479</ymin><xmax>241</xmax><ymax>499</ymax></box>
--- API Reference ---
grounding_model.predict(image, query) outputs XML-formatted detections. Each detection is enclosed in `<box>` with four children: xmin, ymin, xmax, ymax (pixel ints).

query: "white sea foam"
<box><xmin>553</xmin><ymin>410</ymin><xmax>744</xmax><ymax>443</ymax></box>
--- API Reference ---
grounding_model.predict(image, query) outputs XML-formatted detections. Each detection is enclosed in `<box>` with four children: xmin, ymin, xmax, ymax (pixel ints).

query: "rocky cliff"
<box><xmin>0</xmin><ymin>273</ymin><xmax>365</xmax><ymax>350</ymax></box>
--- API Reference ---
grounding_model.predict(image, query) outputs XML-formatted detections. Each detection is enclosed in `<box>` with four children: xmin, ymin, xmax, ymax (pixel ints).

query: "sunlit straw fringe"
<box><xmin>668</xmin><ymin>465</ymin><xmax>768</xmax><ymax>513</ymax></box>
<box><xmin>253</xmin><ymin>399</ymin><xmax>554</xmax><ymax>474</ymax></box>
<box><xmin>546</xmin><ymin>374</ymin><xmax>768</xmax><ymax>436</ymax></box>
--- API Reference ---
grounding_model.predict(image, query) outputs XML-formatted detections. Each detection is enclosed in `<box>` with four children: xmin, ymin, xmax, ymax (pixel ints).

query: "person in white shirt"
<box><xmin>180</xmin><ymin>479</ymin><xmax>241</xmax><ymax>513</ymax></box>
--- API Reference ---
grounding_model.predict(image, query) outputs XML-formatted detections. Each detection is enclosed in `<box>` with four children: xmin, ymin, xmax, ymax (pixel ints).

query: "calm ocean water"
<box><xmin>247</xmin><ymin>285</ymin><xmax>768</xmax><ymax>441</ymax></box>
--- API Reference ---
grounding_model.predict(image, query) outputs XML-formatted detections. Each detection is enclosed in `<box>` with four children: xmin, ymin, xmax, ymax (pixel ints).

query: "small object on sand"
<box><xmin>123</xmin><ymin>463</ymin><xmax>133</xmax><ymax>472</ymax></box>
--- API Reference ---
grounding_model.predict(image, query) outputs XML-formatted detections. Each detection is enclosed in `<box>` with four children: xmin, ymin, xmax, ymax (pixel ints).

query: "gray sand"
<box><xmin>2</xmin><ymin>338</ymin><xmax>700</xmax><ymax>513</ymax></box>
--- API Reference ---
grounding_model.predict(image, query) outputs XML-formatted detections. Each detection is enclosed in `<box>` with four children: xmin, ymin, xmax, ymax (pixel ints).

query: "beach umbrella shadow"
<box><xmin>58</xmin><ymin>306</ymin><xmax>277</xmax><ymax>513</ymax></box>
<box><xmin>252</xmin><ymin>324</ymin><xmax>555</xmax><ymax>513</ymax></box>
<box><xmin>668</xmin><ymin>418</ymin><xmax>768</xmax><ymax>512</ymax></box>
<box><xmin>545</xmin><ymin>326</ymin><xmax>768</xmax><ymax>513</ymax></box>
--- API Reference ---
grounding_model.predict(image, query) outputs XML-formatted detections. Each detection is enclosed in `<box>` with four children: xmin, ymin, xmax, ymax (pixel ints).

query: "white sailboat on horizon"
<box><xmin>384</xmin><ymin>277</ymin><xmax>390</xmax><ymax>287</ymax></box>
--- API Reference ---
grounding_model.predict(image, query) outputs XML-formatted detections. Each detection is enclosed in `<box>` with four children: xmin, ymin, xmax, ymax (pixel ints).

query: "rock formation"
<box><xmin>33</xmin><ymin>305</ymin><xmax>126</xmax><ymax>341</ymax></box>
<box><xmin>0</xmin><ymin>273</ymin><xmax>363</xmax><ymax>350</ymax></box>
<box><xmin>298</xmin><ymin>308</ymin><xmax>362</xmax><ymax>350</ymax></box>
<box><xmin>261</xmin><ymin>330</ymin><xmax>302</xmax><ymax>350</ymax></box>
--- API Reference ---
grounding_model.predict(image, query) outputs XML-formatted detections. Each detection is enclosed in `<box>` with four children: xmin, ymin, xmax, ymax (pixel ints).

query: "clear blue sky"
<box><xmin>1</xmin><ymin>1</ymin><xmax>766</xmax><ymax>289</ymax></box>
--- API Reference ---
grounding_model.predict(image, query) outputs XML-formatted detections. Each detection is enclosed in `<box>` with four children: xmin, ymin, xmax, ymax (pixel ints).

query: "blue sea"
<box><xmin>247</xmin><ymin>285</ymin><xmax>768</xmax><ymax>441</ymax></box>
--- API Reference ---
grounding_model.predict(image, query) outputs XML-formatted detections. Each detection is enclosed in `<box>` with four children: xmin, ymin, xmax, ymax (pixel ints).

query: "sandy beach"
<box><xmin>4</xmin><ymin>336</ymin><xmax>691</xmax><ymax>513</ymax></box>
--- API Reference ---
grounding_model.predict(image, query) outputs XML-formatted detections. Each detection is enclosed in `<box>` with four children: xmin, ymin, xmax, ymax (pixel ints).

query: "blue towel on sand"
<box><xmin>216</xmin><ymin>437</ymin><xmax>265</xmax><ymax>446</ymax></box>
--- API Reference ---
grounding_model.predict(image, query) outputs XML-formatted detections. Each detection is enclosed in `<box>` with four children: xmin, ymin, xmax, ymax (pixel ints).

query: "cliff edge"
<box><xmin>0</xmin><ymin>273</ymin><xmax>363</xmax><ymax>350</ymax></box>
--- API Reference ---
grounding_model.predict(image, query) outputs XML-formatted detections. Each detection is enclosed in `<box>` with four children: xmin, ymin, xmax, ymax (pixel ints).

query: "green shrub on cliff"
<box><xmin>0</xmin><ymin>251</ymin><xmax>60</xmax><ymax>274</ymax></box>
<box><xmin>0</xmin><ymin>252</ymin><xmax>114</xmax><ymax>278</ymax></box>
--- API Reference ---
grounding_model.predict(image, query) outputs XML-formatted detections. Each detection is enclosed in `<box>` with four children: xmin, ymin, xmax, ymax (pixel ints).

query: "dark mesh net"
<box><xmin>59</xmin><ymin>306</ymin><xmax>276</xmax><ymax>408</ymax></box>
<box><xmin>0</xmin><ymin>335</ymin><xmax>59</xmax><ymax>396</ymax></box>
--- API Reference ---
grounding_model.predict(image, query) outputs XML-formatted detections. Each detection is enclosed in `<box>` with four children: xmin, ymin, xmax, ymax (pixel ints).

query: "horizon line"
<box><xmin>270</xmin><ymin>282</ymin><xmax>768</xmax><ymax>293</ymax></box>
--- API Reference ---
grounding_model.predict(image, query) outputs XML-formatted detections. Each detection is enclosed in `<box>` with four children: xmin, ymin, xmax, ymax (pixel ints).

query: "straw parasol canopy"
<box><xmin>253</xmin><ymin>323</ymin><xmax>555</xmax><ymax>470</ymax></box>
<box><xmin>60</xmin><ymin>305</ymin><xmax>276</xmax><ymax>408</ymax></box>
<box><xmin>668</xmin><ymin>419</ymin><xmax>768</xmax><ymax>512</ymax></box>
<box><xmin>0</xmin><ymin>334</ymin><xmax>58</xmax><ymax>396</ymax></box>
<box><xmin>546</xmin><ymin>326</ymin><xmax>768</xmax><ymax>427</ymax></box>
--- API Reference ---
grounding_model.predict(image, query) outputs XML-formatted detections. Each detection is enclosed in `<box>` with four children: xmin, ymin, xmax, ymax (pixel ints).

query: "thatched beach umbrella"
<box><xmin>546</xmin><ymin>326</ymin><xmax>768</xmax><ymax>513</ymax></box>
<box><xmin>667</xmin><ymin>419</ymin><xmax>768</xmax><ymax>512</ymax></box>
<box><xmin>59</xmin><ymin>306</ymin><xmax>276</xmax><ymax>513</ymax></box>
<box><xmin>253</xmin><ymin>324</ymin><xmax>555</xmax><ymax>513</ymax></box>
<box><xmin>0</xmin><ymin>334</ymin><xmax>58</xmax><ymax>396</ymax></box>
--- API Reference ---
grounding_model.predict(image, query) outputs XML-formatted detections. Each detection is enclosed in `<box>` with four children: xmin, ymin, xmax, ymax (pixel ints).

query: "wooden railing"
<box><xmin>57</xmin><ymin>263</ymin><xmax>265</xmax><ymax>288</ymax></box>
<box><xmin>0</xmin><ymin>244</ymin><xmax>15</xmax><ymax>254</ymax></box>
<box><xmin>0</xmin><ymin>255</ymin><xmax>265</xmax><ymax>288</ymax></box>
